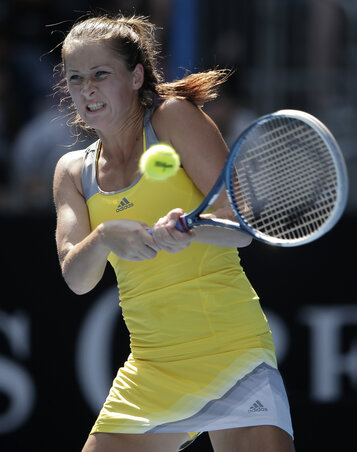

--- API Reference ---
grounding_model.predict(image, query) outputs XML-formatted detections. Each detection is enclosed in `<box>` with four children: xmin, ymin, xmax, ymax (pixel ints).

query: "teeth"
<box><xmin>87</xmin><ymin>102</ymin><xmax>104</xmax><ymax>111</ymax></box>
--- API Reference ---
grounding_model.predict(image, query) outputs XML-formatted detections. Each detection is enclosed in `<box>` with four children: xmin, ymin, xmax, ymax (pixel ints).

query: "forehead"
<box><xmin>64</xmin><ymin>40</ymin><xmax>122</xmax><ymax>71</ymax></box>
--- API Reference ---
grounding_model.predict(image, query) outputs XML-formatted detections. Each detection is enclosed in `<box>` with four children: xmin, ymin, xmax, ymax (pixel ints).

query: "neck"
<box><xmin>98</xmin><ymin>103</ymin><xmax>145</xmax><ymax>161</ymax></box>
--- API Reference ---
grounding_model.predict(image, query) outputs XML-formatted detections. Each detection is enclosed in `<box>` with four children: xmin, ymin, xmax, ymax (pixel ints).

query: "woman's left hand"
<box><xmin>151</xmin><ymin>208</ymin><xmax>194</xmax><ymax>253</ymax></box>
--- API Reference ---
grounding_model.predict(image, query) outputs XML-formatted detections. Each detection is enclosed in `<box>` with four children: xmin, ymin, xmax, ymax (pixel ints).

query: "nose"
<box><xmin>81</xmin><ymin>79</ymin><xmax>96</xmax><ymax>98</ymax></box>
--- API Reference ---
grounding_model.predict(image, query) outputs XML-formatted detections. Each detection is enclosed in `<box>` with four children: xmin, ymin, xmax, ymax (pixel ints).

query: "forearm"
<box><xmin>60</xmin><ymin>225</ymin><xmax>110</xmax><ymax>295</ymax></box>
<box><xmin>192</xmin><ymin>224</ymin><xmax>252</xmax><ymax>248</ymax></box>
<box><xmin>191</xmin><ymin>207</ymin><xmax>252</xmax><ymax>248</ymax></box>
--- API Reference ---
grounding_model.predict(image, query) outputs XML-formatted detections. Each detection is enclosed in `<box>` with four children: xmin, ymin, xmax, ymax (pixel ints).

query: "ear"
<box><xmin>132</xmin><ymin>64</ymin><xmax>144</xmax><ymax>90</ymax></box>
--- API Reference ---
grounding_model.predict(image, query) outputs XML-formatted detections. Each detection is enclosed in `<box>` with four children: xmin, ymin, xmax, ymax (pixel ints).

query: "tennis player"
<box><xmin>53</xmin><ymin>12</ymin><xmax>295</xmax><ymax>452</ymax></box>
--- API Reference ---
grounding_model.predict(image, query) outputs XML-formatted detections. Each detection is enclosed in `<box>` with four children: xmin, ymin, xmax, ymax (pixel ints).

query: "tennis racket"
<box><xmin>174</xmin><ymin>109</ymin><xmax>348</xmax><ymax>246</ymax></box>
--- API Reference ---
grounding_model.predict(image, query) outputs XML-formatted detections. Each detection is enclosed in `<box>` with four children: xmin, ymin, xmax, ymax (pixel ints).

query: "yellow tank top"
<box><xmin>81</xmin><ymin>111</ymin><xmax>270</xmax><ymax>361</ymax></box>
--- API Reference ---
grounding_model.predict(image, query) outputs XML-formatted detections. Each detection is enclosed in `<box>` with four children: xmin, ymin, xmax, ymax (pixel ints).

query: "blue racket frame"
<box><xmin>177</xmin><ymin>110</ymin><xmax>349</xmax><ymax>246</ymax></box>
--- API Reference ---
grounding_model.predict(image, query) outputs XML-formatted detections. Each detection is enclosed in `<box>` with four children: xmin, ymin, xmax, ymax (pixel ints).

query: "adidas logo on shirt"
<box><xmin>116</xmin><ymin>197</ymin><xmax>134</xmax><ymax>212</ymax></box>
<box><xmin>248</xmin><ymin>400</ymin><xmax>268</xmax><ymax>413</ymax></box>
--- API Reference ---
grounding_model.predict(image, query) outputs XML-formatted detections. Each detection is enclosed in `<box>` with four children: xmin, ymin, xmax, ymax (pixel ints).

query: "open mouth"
<box><xmin>87</xmin><ymin>102</ymin><xmax>105</xmax><ymax>112</ymax></box>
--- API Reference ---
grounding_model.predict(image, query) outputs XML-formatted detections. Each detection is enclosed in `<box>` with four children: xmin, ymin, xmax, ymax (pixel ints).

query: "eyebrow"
<box><xmin>67</xmin><ymin>65</ymin><xmax>112</xmax><ymax>73</ymax></box>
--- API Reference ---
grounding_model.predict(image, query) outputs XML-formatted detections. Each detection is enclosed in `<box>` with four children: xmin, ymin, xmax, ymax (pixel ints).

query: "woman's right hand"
<box><xmin>98</xmin><ymin>219</ymin><xmax>160</xmax><ymax>261</ymax></box>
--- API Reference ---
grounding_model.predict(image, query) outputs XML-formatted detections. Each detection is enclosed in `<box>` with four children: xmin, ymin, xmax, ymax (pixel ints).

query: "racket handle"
<box><xmin>147</xmin><ymin>216</ymin><xmax>189</xmax><ymax>235</ymax></box>
<box><xmin>175</xmin><ymin>216</ymin><xmax>189</xmax><ymax>232</ymax></box>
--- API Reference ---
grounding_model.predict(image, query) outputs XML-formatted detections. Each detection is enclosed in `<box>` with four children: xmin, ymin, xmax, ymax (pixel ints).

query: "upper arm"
<box><xmin>153</xmin><ymin>99</ymin><xmax>231</xmax><ymax>209</ymax></box>
<box><xmin>53</xmin><ymin>151</ymin><xmax>91</xmax><ymax>266</ymax></box>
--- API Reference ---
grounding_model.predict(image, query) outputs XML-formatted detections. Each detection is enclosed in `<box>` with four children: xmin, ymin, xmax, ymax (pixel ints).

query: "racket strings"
<box><xmin>245</xmin><ymin>137</ymin><xmax>335</xmax><ymax>210</ymax></box>
<box><xmin>240</xmin><ymin>173</ymin><xmax>337</xmax><ymax>240</ymax></box>
<box><xmin>231</xmin><ymin>118</ymin><xmax>339</xmax><ymax>241</ymax></box>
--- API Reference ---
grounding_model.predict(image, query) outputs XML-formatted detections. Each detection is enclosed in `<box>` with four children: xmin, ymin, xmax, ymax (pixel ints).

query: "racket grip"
<box><xmin>147</xmin><ymin>216</ymin><xmax>189</xmax><ymax>235</ymax></box>
<box><xmin>175</xmin><ymin>216</ymin><xmax>189</xmax><ymax>232</ymax></box>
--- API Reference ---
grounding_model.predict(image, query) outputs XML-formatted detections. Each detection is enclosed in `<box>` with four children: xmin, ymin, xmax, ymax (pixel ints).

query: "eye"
<box><xmin>94</xmin><ymin>70</ymin><xmax>109</xmax><ymax>79</ymax></box>
<box><xmin>67</xmin><ymin>74</ymin><xmax>82</xmax><ymax>85</ymax></box>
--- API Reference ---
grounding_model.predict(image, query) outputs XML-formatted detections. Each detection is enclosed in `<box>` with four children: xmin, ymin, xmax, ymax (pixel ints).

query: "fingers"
<box><xmin>151</xmin><ymin>209</ymin><xmax>194</xmax><ymax>253</ymax></box>
<box><xmin>128</xmin><ymin>225</ymin><xmax>160</xmax><ymax>260</ymax></box>
<box><xmin>123</xmin><ymin>240</ymin><xmax>158</xmax><ymax>261</ymax></box>
<box><xmin>142</xmin><ymin>227</ymin><xmax>161</xmax><ymax>253</ymax></box>
<box><xmin>128</xmin><ymin>244</ymin><xmax>157</xmax><ymax>261</ymax></box>
<box><xmin>165</xmin><ymin>208</ymin><xmax>185</xmax><ymax>228</ymax></box>
<box><xmin>101</xmin><ymin>219</ymin><xmax>160</xmax><ymax>261</ymax></box>
<box><xmin>155</xmin><ymin>208</ymin><xmax>184</xmax><ymax>234</ymax></box>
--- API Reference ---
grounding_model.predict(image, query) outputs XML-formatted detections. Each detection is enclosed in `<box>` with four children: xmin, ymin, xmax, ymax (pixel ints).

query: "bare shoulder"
<box><xmin>55</xmin><ymin>149</ymin><xmax>85</xmax><ymax>175</ymax></box>
<box><xmin>53</xmin><ymin>148</ymin><xmax>86</xmax><ymax>197</ymax></box>
<box><xmin>156</xmin><ymin>97</ymin><xmax>200</xmax><ymax>115</ymax></box>
<box><xmin>153</xmin><ymin>98</ymin><xmax>210</xmax><ymax>137</ymax></box>
<box><xmin>152</xmin><ymin>98</ymin><xmax>227</xmax><ymax>157</ymax></box>
<box><xmin>152</xmin><ymin>98</ymin><xmax>217</xmax><ymax>142</ymax></box>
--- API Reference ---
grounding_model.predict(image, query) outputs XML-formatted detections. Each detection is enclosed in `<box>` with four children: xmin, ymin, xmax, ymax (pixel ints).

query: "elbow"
<box><xmin>237</xmin><ymin>234</ymin><xmax>253</xmax><ymax>248</ymax></box>
<box><xmin>69</xmin><ymin>284</ymin><xmax>92</xmax><ymax>296</ymax></box>
<box><xmin>62</xmin><ymin>269</ymin><xmax>98</xmax><ymax>295</ymax></box>
<box><xmin>64</xmin><ymin>276</ymin><xmax>93</xmax><ymax>295</ymax></box>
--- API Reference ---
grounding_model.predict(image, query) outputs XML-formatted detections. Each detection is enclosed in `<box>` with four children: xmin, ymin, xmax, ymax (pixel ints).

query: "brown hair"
<box><xmin>56</xmin><ymin>13</ymin><xmax>231</xmax><ymax>133</ymax></box>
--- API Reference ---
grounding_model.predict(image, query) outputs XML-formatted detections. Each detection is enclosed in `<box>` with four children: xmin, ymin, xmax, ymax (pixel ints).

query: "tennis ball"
<box><xmin>139</xmin><ymin>144</ymin><xmax>180</xmax><ymax>180</ymax></box>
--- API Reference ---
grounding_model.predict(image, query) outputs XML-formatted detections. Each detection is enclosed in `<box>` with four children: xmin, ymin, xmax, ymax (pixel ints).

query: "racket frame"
<box><xmin>179</xmin><ymin>110</ymin><xmax>348</xmax><ymax>246</ymax></box>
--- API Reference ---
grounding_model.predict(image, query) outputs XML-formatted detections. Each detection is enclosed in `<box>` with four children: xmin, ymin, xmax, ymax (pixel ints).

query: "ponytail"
<box><xmin>156</xmin><ymin>69</ymin><xmax>232</xmax><ymax>107</ymax></box>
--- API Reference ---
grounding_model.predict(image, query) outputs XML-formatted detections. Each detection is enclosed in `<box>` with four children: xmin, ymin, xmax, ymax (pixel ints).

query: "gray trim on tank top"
<box><xmin>81</xmin><ymin>108</ymin><xmax>159</xmax><ymax>202</ymax></box>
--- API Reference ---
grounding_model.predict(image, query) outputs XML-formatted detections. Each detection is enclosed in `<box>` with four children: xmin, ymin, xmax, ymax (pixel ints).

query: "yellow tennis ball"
<box><xmin>139</xmin><ymin>144</ymin><xmax>181</xmax><ymax>180</ymax></box>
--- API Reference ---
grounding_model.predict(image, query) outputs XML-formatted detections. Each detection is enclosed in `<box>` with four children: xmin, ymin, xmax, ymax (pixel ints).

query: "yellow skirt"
<box><xmin>90</xmin><ymin>328</ymin><xmax>294</xmax><ymax>435</ymax></box>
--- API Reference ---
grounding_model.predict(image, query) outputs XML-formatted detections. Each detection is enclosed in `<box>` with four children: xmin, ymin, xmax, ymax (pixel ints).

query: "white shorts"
<box><xmin>148</xmin><ymin>362</ymin><xmax>294</xmax><ymax>439</ymax></box>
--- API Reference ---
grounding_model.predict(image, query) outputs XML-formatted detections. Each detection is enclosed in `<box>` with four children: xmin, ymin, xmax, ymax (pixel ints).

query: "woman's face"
<box><xmin>64</xmin><ymin>41</ymin><xmax>143</xmax><ymax>133</ymax></box>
